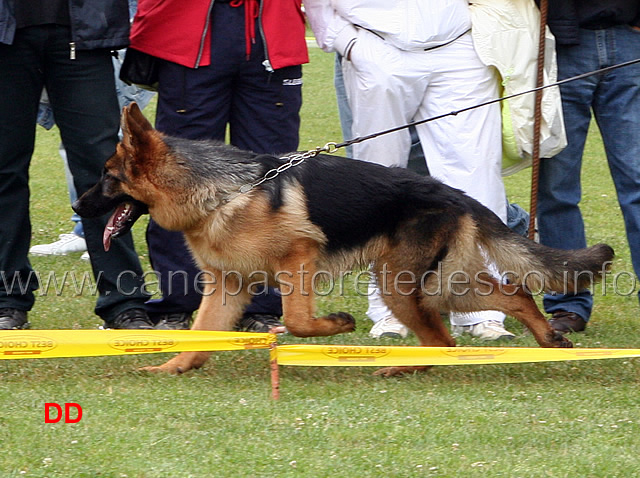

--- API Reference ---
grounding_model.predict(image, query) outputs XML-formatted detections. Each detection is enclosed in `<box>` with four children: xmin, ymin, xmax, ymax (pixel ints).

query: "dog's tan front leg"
<box><xmin>141</xmin><ymin>270</ymin><xmax>251</xmax><ymax>374</ymax></box>
<box><xmin>277</xmin><ymin>239</ymin><xmax>355</xmax><ymax>337</ymax></box>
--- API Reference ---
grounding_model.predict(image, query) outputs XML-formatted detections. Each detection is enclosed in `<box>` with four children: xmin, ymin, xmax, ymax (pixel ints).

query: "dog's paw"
<box><xmin>373</xmin><ymin>366</ymin><xmax>404</xmax><ymax>377</ymax></box>
<box><xmin>556</xmin><ymin>335</ymin><xmax>573</xmax><ymax>348</ymax></box>
<box><xmin>546</xmin><ymin>330</ymin><xmax>573</xmax><ymax>348</ymax></box>
<box><xmin>138</xmin><ymin>364</ymin><xmax>185</xmax><ymax>374</ymax></box>
<box><xmin>138</xmin><ymin>351</ymin><xmax>211</xmax><ymax>374</ymax></box>
<box><xmin>326</xmin><ymin>312</ymin><xmax>356</xmax><ymax>332</ymax></box>
<box><xmin>373</xmin><ymin>366</ymin><xmax>430</xmax><ymax>377</ymax></box>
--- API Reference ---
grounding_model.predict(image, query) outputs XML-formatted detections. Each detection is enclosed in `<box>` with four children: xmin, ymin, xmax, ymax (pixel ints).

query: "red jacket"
<box><xmin>130</xmin><ymin>0</ymin><xmax>309</xmax><ymax>69</ymax></box>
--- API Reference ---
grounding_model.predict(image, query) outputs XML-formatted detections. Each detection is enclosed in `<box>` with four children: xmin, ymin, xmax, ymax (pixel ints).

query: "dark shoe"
<box><xmin>549</xmin><ymin>311</ymin><xmax>587</xmax><ymax>334</ymax></box>
<box><xmin>153</xmin><ymin>312</ymin><xmax>192</xmax><ymax>330</ymax></box>
<box><xmin>103</xmin><ymin>308</ymin><xmax>154</xmax><ymax>330</ymax></box>
<box><xmin>235</xmin><ymin>314</ymin><xmax>283</xmax><ymax>333</ymax></box>
<box><xmin>0</xmin><ymin>308</ymin><xmax>29</xmax><ymax>330</ymax></box>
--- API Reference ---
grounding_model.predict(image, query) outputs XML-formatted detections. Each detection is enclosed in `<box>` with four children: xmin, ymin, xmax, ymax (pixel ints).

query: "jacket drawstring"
<box><xmin>230</xmin><ymin>0</ymin><xmax>259</xmax><ymax>60</ymax></box>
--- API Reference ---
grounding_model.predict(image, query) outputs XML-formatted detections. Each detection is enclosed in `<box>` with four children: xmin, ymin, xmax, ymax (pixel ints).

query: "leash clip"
<box><xmin>319</xmin><ymin>142</ymin><xmax>338</xmax><ymax>154</ymax></box>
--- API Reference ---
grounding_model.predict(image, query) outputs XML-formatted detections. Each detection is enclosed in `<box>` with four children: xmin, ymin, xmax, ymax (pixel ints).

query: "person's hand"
<box><xmin>632</xmin><ymin>25</ymin><xmax>640</xmax><ymax>32</ymax></box>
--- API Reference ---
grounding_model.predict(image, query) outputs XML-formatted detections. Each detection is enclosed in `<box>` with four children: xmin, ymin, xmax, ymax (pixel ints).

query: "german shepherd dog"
<box><xmin>74</xmin><ymin>103</ymin><xmax>614</xmax><ymax>376</ymax></box>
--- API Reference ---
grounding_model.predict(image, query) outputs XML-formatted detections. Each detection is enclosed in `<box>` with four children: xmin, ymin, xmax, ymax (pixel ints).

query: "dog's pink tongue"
<box><xmin>103</xmin><ymin>208</ymin><xmax>119</xmax><ymax>252</ymax></box>
<box><xmin>102</xmin><ymin>213</ymin><xmax>116</xmax><ymax>252</ymax></box>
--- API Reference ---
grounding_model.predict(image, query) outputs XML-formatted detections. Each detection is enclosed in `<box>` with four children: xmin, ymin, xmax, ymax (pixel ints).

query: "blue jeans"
<box><xmin>537</xmin><ymin>26</ymin><xmax>640</xmax><ymax>321</ymax></box>
<box><xmin>59</xmin><ymin>144</ymin><xmax>84</xmax><ymax>237</ymax></box>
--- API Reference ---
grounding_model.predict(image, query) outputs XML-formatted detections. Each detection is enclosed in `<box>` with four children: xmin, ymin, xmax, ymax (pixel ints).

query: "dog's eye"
<box><xmin>105</xmin><ymin>172</ymin><xmax>124</xmax><ymax>183</ymax></box>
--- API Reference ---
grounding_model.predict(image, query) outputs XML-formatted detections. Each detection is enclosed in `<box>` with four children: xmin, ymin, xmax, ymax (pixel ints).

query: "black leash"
<box><xmin>230</xmin><ymin>57</ymin><xmax>640</xmax><ymax>202</ymax></box>
<box><xmin>334</xmin><ymin>57</ymin><xmax>640</xmax><ymax>151</ymax></box>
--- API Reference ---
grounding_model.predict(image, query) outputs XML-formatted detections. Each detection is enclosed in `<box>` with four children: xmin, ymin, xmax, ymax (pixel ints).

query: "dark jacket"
<box><xmin>545</xmin><ymin>0</ymin><xmax>640</xmax><ymax>45</ymax></box>
<box><xmin>0</xmin><ymin>0</ymin><xmax>130</xmax><ymax>49</ymax></box>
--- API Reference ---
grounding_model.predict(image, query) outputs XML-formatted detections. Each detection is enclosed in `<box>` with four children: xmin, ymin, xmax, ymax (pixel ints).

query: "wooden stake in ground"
<box><xmin>270</xmin><ymin>341</ymin><xmax>280</xmax><ymax>400</ymax></box>
<box><xmin>528</xmin><ymin>0</ymin><xmax>548</xmax><ymax>240</ymax></box>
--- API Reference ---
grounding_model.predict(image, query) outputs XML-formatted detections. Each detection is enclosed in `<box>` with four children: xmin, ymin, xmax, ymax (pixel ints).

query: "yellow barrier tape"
<box><xmin>275</xmin><ymin>345</ymin><xmax>640</xmax><ymax>367</ymax></box>
<box><xmin>0</xmin><ymin>330</ymin><xmax>275</xmax><ymax>360</ymax></box>
<box><xmin>1</xmin><ymin>330</ymin><xmax>639</xmax><ymax>367</ymax></box>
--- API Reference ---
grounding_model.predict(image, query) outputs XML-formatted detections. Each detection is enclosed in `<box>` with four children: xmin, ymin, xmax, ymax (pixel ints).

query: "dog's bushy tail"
<box><xmin>475</xmin><ymin>209</ymin><xmax>614</xmax><ymax>294</ymax></box>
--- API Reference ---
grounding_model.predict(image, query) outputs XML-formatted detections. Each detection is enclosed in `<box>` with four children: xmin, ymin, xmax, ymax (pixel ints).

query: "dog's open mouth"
<box><xmin>103</xmin><ymin>201</ymin><xmax>147</xmax><ymax>251</ymax></box>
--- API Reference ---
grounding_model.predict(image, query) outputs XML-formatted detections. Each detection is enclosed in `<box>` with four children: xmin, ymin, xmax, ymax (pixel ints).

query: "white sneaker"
<box><xmin>369</xmin><ymin>315</ymin><xmax>409</xmax><ymax>339</ymax></box>
<box><xmin>451</xmin><ymin>320</ymin><xmax>515</xmax><ymax>341</ymax></box>
<box><xmin>29</xmin><ymin>234</ymin><xmax>87</xmax><ymax>256</ymax></box>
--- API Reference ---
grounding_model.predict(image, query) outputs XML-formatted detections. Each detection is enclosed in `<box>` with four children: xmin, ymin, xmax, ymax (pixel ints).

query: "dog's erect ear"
<box><xmin>121</xmin><ymin>102</ymin><xmax>153</xmax><ymax>150</ymax></box>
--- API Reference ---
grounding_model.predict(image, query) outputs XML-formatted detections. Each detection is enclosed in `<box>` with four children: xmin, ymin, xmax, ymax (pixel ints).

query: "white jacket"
<box><xmin>470</xmin><ymin>0</ymin><xmax>567</xmax><ymax>175</ymax></box>
<box><xmin>304</xmin><ymin>0</ymin><xmax>472</xmax><ymax>54</ymax></box>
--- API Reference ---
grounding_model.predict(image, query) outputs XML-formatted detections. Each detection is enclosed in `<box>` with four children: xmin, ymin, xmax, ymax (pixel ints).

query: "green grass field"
<box><xmin>2</xmin><ymin>48</ymin><xmax>640</xmax><ymax>477</ymax></box>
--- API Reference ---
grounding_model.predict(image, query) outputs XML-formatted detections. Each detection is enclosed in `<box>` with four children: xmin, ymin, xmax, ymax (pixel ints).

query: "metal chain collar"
<box><xmin>220</xmin><ymin>142</ymin><xmax>339</xmax><ymax>205</ymax></box>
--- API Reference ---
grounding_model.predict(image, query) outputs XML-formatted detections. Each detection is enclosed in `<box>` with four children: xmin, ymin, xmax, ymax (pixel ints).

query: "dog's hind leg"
<box><xmin>373</xmin><ymin>286</ymin><xmax>456</xmax><ymax>377</ymax></box>
<box><xmin>277</xmin><ymin>239</ymin><xmax>356</xmax><ymax>337</ymax></box>
<box><xmin>140</xmin><ymin>270</ymin><xmax>252</xmax><ymax>374</ymax></box>
<box><xmin>470</xmin><ymin>280</ymin><xmax>572</xmax><ymax>348</ymax></box>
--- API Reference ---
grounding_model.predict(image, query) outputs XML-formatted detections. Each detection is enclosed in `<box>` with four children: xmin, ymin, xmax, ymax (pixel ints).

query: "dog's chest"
<box><xmin>184</xmin><ymin>217</ymin><xmax>292</xmax><ymax>275</ymax></box>
<box><xmin>184</xmin><ymin>187</ymin><xmax>327</xmax><ymax>274</ymax></box>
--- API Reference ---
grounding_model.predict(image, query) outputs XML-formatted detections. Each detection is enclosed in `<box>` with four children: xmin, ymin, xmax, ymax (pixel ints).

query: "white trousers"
<box><xmin>343</xmin><ymin>30</ymin><xmax>507</xmax><ymax>327</ymax></box>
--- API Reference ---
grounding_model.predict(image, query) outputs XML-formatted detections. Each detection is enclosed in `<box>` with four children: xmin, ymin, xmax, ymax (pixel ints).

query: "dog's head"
<box><xmin>73</xmin><ymin>102</ymin><xmax>161</xmax><ymax>251</ymax></box>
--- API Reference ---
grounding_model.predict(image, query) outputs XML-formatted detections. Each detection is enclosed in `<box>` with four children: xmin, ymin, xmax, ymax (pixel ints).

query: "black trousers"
<box><xmin>0</xmin><ymin>25</ymin><xmax>149</xmax><ymax>319</ymax></box>
<box><xmin>144</xmin><ymin>3</ymin><xmax>303</xmax><ymax>316</ymax></box>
